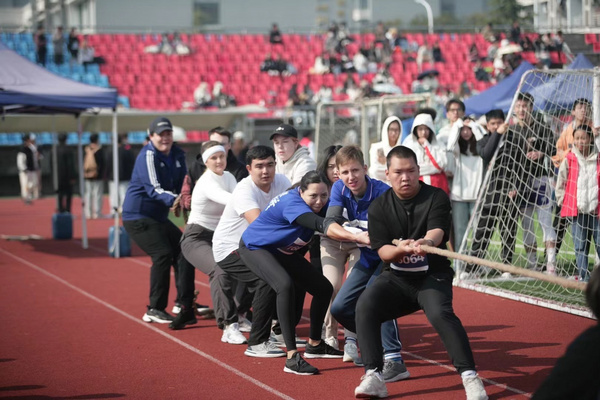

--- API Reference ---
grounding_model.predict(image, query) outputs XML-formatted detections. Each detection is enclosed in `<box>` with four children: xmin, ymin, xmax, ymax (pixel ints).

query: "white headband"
<box><xmin>202</xmin><ymin>145</ymin><xmax>226</xmax><ymax>164</ymax></box>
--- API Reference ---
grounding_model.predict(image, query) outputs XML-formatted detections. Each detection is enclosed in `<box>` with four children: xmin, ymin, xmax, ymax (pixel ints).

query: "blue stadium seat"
<box><xmin>83</xmin><ymin>73</ymin><xmax>96</xmax><ymax>85</ymax></box>
<box><xmin>99</xmin><ymin>132</ymin><xmax>111</xmax><ymax>144</ymax></box>
<box><xmin>97</xmin><ymin>75</ymin><xmax>109</xmax><ymax>87</ymax></box>
<box><xmin>10</xmin><ymin>133</ymin><xmax>24</xmax><ymax>146</ymax></box>
<box><xmin>118</xmin><ymin>96</ymin><xmax>131</xmax><ymax>108</ymax></box>
<box><xmin>86</xmin><ymin>64</ymin><xmax>100</xmax><ymax>74</ymax></box>
<box><xmin>0</xmin><ymin>135</ymin><xmax>9</xmax><ymax>146</ymax></box>
<box><xmin>67</xmin><ymin>133</ymin><xmax>79</xmax><ymax>145</ymax></box>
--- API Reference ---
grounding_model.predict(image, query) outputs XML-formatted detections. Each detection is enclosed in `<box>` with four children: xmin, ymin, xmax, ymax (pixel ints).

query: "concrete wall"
<box><xmin>94</xmin><ymin>0</ymin><xmax>194</xmax><ymax>32</ymax></box>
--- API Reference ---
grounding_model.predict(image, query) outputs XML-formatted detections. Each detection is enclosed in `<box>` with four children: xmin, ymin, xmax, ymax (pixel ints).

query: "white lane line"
<box><xmin>83</xmin><ymin>241</ymin><xmax>210</xmax><ymax>289</ymax></box>
<box><xmin>0</xmin><ymin>247</ymin><xmax>295</xmax><ymax>400</ymax></box>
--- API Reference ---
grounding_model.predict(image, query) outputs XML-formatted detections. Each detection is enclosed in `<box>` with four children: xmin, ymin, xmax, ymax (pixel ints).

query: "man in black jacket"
<box><xmin>56</xmin><ymin>133</ymin><xmax>77</xmax><ymax>212</ymax></box>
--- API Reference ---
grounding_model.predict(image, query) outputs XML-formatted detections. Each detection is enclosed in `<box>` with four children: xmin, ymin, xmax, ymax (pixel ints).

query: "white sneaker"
<box><xmin>244</xmin><ymin>341</ymin><xmax>286</xmax><ymax>358</ymax></box>
<box><xmin>221</xmin><ymin>323</ymin><xmax>247</xmax><ymax>345</ymax></box>
<box><xmin>343</xmin><ymin>340</ymin><xmax>363</xmax><ymax>366</ymax></box>
<box><xmin>545</xmin><ymin>263</ymin><xmax>557</xmax><ymax>276</ymax></box>
<box><xmin>238</xmin><ymin>315</ymin><xmax>252</xmax><ymax>333</ymax></box>
<box><xmin>355</xmin><ymin>369</ymin><xmax>388</xmax><ymax>398</ymax></box>
<box><xmin>501</xmin><ymin>272</ymin><xmax>512</xmax><ymax>279</ymax></box>
<box><xmin>269</xmin><ymin>331</ymin><xmax>307</xmax><ymax>348</ymax></box>
<box><xmin>462</xmin><ymin>375</ymin><xmax>488</xmax><ymax>400</ymax></box>
<box><xmin>324</xmin><ymin>336</ymin><xmax>339</xmax><ymax>350</ymax></box>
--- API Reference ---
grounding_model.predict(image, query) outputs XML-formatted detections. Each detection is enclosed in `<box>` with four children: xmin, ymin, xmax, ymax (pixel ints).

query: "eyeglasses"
<box><xmin>447</xmin><ymin>108</ymin><xmax>462</xmax><ymax>113</ymax></box>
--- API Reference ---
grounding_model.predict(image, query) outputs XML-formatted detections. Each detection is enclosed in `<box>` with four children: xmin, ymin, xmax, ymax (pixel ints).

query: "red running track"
<box><xmin>0</xmin><ymin>197</ymin><xmax>595</xmax><ymax>399</ymax></box>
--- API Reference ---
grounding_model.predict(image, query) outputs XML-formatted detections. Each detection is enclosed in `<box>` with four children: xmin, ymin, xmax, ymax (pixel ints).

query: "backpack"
<box><xmin>84</xmin><ymin>146</ymin><xmax>99</xmax><ymax>179</ymax></box>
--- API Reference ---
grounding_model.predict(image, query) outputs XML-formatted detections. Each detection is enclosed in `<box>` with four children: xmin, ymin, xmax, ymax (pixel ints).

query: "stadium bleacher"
<box><xmin>1</xmin><ymin>29</ymin><xmax>580</xmax><ymax>145</ymax></box>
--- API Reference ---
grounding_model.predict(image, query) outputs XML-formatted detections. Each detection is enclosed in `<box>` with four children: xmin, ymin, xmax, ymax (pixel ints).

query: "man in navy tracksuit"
<box><xmin>122</xmin><ymin>117</ymin><xmax>189</xmax><ymax>324</ymax></box>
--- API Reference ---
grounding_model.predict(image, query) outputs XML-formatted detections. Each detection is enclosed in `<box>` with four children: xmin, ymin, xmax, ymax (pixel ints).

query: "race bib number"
<box><xmin>391</xmin><ymin>254</ymin><xmax>429</xmax><ymax>272</ymax></box>
<box><xmin>277</xmin><ymin>237</ymin><xmax>309</xmax><ymax>255</ymax></box>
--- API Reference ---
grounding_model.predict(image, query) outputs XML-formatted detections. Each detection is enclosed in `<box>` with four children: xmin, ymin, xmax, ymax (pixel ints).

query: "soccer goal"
<box><xmin>314</xmin><ymin>94</ymin><xmax>432</xmax><ymax>165</ymax></box>
<box><xmin>455</xmin><ymin>67</ymin><xmax>600</xmax><ymax>318</ymax></box>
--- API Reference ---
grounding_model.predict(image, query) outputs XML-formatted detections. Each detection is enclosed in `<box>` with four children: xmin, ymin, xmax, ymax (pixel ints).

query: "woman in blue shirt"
<box><xmin>238</xmin><ymin>170</ymin><xmax>369</xmax><ymax>375</ymax></box>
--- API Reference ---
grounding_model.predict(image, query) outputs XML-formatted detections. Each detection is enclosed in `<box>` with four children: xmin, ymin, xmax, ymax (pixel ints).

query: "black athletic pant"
<box><xmin>217</xmin><ymin>250</ymin><xmax>277</xmax><ymax>345</ymax></box>
<box><xmin>238</xmin><ymin>240</ymin><xmax>333</xmax><ymax>351</ymax></box>
<box><xmin>356</xmin><ymin>270</ymin><xmax>476</xmax><ymax>374</ymax></box>
<box><xmin>57</xmin><ymin>183</ymin><xmax>73</xmax><ymax>213</ymax></box>
<box><xmin>124</xmin><ymin>217</ymin><xmax>185</xmax><ymax>311</ymax></box>
<box><xmin>470</xmin><ymin>178</ymin><xmax>519</xmax><ymax>264</ymax></box>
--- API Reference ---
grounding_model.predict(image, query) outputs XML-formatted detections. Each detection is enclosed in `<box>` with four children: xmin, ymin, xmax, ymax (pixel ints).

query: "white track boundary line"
<box><xmin>0</xmin><ymin>247</ymin><xmax>295</xmax><ymax>400</ymax></box>
<box><xmin>82</xmin><ymin>241</ymin><xmax>210</xmax><ymax>289</ymax></box>
<box><xmin>79</xmin><ymin>242</ymin><xmax>530</xmax><ymax>397</ymax></box>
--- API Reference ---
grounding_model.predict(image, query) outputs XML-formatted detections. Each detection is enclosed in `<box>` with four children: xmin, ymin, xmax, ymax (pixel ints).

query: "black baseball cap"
<box><xmin>149</xmin><ymin>117</ymin><xmax>174</xmax><ymax>135</ymax></box>
<box><xmin>269</xmin><ymin>124</ymin><xmax>298</xmax><ymax>140</ymax></box>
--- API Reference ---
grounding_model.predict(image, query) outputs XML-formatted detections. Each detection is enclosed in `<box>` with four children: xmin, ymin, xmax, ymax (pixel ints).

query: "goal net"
<box><xmin>455</xmin><ymin>68</ymin><xmax>600</xmax><ymax>318</ymax></box>
<box><xmin>314</xmin><ymin>94</ymin><xmax>431</xmax><ymax>164</ymax></box>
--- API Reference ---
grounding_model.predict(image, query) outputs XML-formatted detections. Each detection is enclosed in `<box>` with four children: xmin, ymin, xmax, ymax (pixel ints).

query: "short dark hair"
<box><xmin>335</xmin><ymin>145</ymin><xmax>365</xmax><ymax>167</ymax></box>
<box><xmin>387</xmin><ymin>145</ymin><xmax>418</xmax><ymax>168</ymax></box>
<box><xmin>58</xmin><ymin>133</ymin><xmax>67</xmax><ymax>144</ymax></box>
<box><xmin>414</xmin><ymin>107</ymin><xmax>437</xmax><ymax>121</ymax></box>
<box><xmin>299</xmin><ymin>170</ymin><xmax>329</xmax><ymax>191</ymax></box>
<box><xmin>485</xmin><ymin>109</ymin><xmax>505</xmax><ymax>121</ymax></box>
<box><xmin>446</xmin><ymin>99</ymin><xmax>465</xmax><ymax>113</ymax></box>
<box><xmin>573</xmin><ymin>98</ymin><xmax>591</xmax><ymax>109</ymax></box>
<box><xmin>246</xmin><ymin>145</ymin><xmax>276</xmax><ymax>166</ymax></box>
<box><xmin>209</xmin><ymin>126</ymin><xmax>232</xmax><ymax>141</ymax></box>
<box><xmin>90</xmin><ymin>133</ymin><xmax>99</xmax><ymax>143</ymax></box>
<box><xmin>516</xmin><ymin>92</ymin><xmax>535</xmax><ymax>105</ymax></box>
<box><xmin>573</xmin><ymin>124</ymin><xmax>594</xmax><ymax>140</ymax></box>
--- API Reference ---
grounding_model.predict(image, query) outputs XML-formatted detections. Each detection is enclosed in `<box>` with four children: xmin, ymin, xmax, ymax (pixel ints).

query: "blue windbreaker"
<box><xmin>122</xmin><ymin>142</ymin><xmax>187</xmax><ymax>222</ymax></box>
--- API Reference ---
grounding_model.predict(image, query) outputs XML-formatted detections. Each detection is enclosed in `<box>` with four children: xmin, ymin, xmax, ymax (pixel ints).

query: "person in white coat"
<box><xmin>555</xmin><ymin>125</ymin><xmax>600</xmax><ymax>281</ymax></box>
<box><xmin>446</xmin><ymin>117</ymin><xmax>486</xmax><ymax>250</ymax></box>
<box><xmin>369</xmin><ymin>116</ymin><xmax>402</xmax><ymax>182</ymax></box>
<box><xmin>402</xmin><ymin>113</ymin><xmax>448</xmax><ymax>194</ymax></box>
<box><xmin>271</xmin><ymin>124</ymin><xmax>317</xmax><ymax>185</ymax></box>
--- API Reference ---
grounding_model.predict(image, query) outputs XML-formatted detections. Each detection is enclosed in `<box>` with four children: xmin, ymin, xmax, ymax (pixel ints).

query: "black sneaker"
<box><xmin>283</xmin><ymin>352</ymin><xmax>319</xmax><ymax>375</ymax></box>
<box><xmin>169</xmin><ymin>307</ymin><xmax>197</xmax><ymax>330</ymax></box>
<box><xmin>142</xmin><ymin>308</ymin><xmax>174</xmax><ymax>324</ymax></box>
<box><xmin>304</xmin><ymin>340</ymin><xmax>344</xmax><ymax>359</ymax></box>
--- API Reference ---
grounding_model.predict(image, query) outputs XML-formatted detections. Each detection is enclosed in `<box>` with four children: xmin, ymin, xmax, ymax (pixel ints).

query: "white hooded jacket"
<box><xmin>276</xmin><ymin>145</ymin><xmax>317</xmax><ymax>185</ymax></box>
<box><xmin>369</xmin><ymin>115</ymin><xmax>402</xmax><ymax>181</ymax></box>
<box><xmin>556</xmin><ymin>145</ymin><xmax>599</xmax><ymax>215</ymax></box>
<box><xmin>446</xmin><ymin>119</ymin><xmax>486</xmax><ymax>202</ymax></box>
<box><xmin>402</xmin><ymin>113</ymin><xmax>447</xmax><ymax>184</ymax></box>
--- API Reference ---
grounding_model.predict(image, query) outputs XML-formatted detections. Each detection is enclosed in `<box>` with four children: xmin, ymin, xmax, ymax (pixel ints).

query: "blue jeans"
<box><xmin>452</xmin><ymin>200</ymin><xmax>475</xmax><ymax>251</ymax></box>
<box><xmin>572</xmin><ymin>214</ymin><xmax>600</xmax><ymax>281</ymax></box>
<box><xmin>331</xmin><ymin>262</ymin><xmax>403</xmax><ymax>357</ymax></box>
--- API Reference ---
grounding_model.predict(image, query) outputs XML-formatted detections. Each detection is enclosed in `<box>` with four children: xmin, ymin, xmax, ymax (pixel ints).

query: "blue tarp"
<box><xmin>464</xmin><ymin>61</ymin><xmax>536</xmax><ymax>116</ymax></box>
<box><xmin>523</xmin><ymin>53</ymin><xmax>594</xmax><ymax>112</ymax></box>
<box><xmin>0</xmin><ymin>42</ymin><xmax>117</xmax><ymax>113</ymax></box>
<box><xmin>465</xmin><ymin>54</ymin><xmax>595</xmax><ymax>116</ymax></box>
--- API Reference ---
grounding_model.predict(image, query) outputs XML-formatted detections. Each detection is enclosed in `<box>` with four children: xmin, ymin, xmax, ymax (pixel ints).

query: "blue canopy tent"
<box><xmin>464</xmin><ymin>61</ymin><xmax>538</xmax><ymax>116</ymax></box>
<box><xmin>522</xmin><ymin>53</ymin><xmax>594</xmax><ymax>112</ymax></box>
<box><xmin>0</xmin><ymin>42</ymin><xmax>119</xmax><ymax>253</ymax></box>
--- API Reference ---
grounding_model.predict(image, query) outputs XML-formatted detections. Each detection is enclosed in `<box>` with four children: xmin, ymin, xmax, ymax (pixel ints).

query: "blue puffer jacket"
<box><xmin>122</xmin><ymin>142</ymin><xmax>187</xmax><ymax>222</ymax></box>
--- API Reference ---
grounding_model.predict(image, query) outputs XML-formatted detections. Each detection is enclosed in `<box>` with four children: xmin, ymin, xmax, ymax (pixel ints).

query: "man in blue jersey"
<box><xmin>326</xmin><ymin>145</ymin><xmax>410</xmax><ymax>382</ymax></box>
<box><xmin>122</xmin><ymin>117</ymin><xmax>189</xmax><ymax>324</ymax></box>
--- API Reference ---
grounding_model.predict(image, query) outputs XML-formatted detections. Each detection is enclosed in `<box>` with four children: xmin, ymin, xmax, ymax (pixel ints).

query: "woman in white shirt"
<box><xmin>446</xmin><ymin>118</ymin><xmax>485</xmax><ymax>250</ymax></box>
<box><xmin>172</xmin><ymin>141</ymin><xmax>245</xmax><ymax>345</ymax></box>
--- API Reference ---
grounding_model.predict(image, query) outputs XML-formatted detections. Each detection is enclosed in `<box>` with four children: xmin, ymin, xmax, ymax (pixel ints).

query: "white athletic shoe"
<box><xmin>343</xmin><ymin>340</ymin><xmax>363</xmax><ymax>366</ymax></box>
<box><xmin>501</xmin><ymin>272</ymin><xmax>512</xmax><ymax>279</ymax></box>
<box><xmin>221</xmin><ymin>323</ymin><xmax>247</xmax><ymax>345</ymax></box>
<box><xmin>355</xmin><ymin>369</ymin><xmax>388</xmax><ymax>398</ymax></box>
<box><xmin>238</xmin><ymin>315</ymin><xmax>252</xmax><ymax>333</ymax></box>
<box><xmin>462</xmin><ymin>375</ymin><xmax>488</xmax><ymax>400</ymax></box>
<box><xmin>324</xmin><ymin>336</ymin><xmax>339</xmax><ymax>350</ymax></box>
<box><xmin>269</xmin><ymin>331</ymin><xmax>307</xmax><ymax>348</ymax></box>
<box><xmin>244</xmin><ymin>341</ymin><xmax>286</xmax><ymax>358</ymax></box>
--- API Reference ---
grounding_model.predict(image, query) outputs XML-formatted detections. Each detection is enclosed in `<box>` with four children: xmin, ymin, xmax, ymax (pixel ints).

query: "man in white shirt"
<box><xmin>212</xmin><ymin>145</ymin><xmax>292</xmax><ymax>358</ymax></box>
